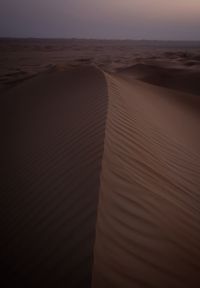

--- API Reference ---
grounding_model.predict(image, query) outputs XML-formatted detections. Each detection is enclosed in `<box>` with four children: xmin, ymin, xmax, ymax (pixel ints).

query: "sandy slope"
<box><xmin>1</xmin><ymin>65</ymin><xmax>108</xmax><ymax>288</ymax></box>
<box><xmin>1</xmin><ymin>63</ymin><xmax>200</xmax><ymax>288</ymax></box>
<box><xmin>118</xmin><ymin>63</ymin><xmax>200</xmax><ymax>95</ymax></box>
<box><xmin>92</xmin><ymin>73</ymin><xmax>200</xmax><ymax>288</ymax></box>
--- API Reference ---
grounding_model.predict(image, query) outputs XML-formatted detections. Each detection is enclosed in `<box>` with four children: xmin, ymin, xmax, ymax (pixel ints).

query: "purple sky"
<box><xmin>0</xmin><ymin>0</ymin><xmax>200</xmax><ymax>40</ymax></box>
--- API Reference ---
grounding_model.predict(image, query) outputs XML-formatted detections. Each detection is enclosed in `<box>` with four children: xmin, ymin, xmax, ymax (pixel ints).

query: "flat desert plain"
<box><xmin>1</xmin><ymin>39</ymin><xmax>200</xmax><ymax>288</ymax></box>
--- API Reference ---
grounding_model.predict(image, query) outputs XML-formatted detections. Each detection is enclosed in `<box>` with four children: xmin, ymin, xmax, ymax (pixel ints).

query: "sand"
<box><xmin>1</xmin><ymin>65</ymin><xmax>108</xmax><ymax>287</ymax></box>
<box><xmin>1</xmin><ymin>39</ymin><xmax>200</xmax><ymax>287</ymax></box>
<box><xmin>92</xmin><ymin>73</ymin><xmax>200</xmax><ymax>288</ymax></box>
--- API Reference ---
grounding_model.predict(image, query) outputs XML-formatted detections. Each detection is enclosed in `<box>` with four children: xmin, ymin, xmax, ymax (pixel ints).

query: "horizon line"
<box><xmin>0</xmin><ymin>36</ymin><xmax>200</xmax><ymax>42</ymax></box>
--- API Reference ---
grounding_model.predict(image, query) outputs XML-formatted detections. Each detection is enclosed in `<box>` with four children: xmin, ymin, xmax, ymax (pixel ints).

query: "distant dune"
<box><xmin>1</xmin><ymin>41</ymin><xmax>200</xmax><ymax>287</ymax></box>
<box><xmin>118</xmin><ymin>63</ymin><xmax>200</xmax><ymax>95</ymax></box>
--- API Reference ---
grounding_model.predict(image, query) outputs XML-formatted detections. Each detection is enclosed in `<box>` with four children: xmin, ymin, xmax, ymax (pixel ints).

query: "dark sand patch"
<box><xmin>118</xmin><ymin>63</ymin><xmax>200</xmax><ymax>95</ymax></box>
<box><xmin>1</xmin><ymin>65</ymin><xmax>108</xmax><ymax>288</ymax></box>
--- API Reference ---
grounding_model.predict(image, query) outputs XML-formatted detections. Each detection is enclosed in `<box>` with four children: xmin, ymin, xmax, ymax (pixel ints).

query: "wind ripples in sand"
<box><xmin>92</xmin><ymin>73</ymin><xmax>200</xmax><ymax>288</ymax></box>
<box><xmin>1</xmin><ymin>66</ymin><xmax>108</xmax><ymax>288</ymax></box>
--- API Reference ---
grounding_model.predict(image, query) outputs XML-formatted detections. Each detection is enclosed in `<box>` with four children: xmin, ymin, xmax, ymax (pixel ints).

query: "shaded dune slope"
<box><xmin>92</xmin><ymin>74</ymin><xmax>200</xmax><ymax>288</ymax></box>
<box><xmin>1</xmin><ymin>63</ymin><xmax>200</xmax><ymax>288</ymax></box>
<box><xmin>118</xmin><ymin>63</ymin><xmax>200</xmax><ymax>95</ymax></box>
<box><xmin>1</xmin><ymin>66</ymin><xmax>108</xmax><ymax>288</ymax></box>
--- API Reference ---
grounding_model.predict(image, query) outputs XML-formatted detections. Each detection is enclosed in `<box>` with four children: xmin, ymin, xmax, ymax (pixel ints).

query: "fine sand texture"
<box><xmin>1</xmin><ymin>65</ymin><xmax>108</xmax><ymax>288</ymax></box>
<box><xmin>1</xmin><ymin>44</ymin><xmax>200</xmax><ymax>288</ymax></box>
<box><xmin>92</xmin><ymin>73</ymin><xmax>200</xmax><ymax>287</ymax></box>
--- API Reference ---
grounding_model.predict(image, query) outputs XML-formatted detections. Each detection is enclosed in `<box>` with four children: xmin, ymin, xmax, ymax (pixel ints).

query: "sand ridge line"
<box><xmin>92</xmin><ymin>72</ymin><xmax>200</xmax><ymax>288</ymax></box>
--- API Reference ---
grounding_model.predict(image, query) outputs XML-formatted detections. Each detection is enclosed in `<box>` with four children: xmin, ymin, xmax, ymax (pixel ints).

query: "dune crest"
<box><xmin>92</xmin><ymin>73</ymin><xmax>200</xmax><ymax>288</ymax></box>
<box><xmin>1</xmin><ymin>63</ymin><xmax>200</xmax><ymax>287</ymax></box>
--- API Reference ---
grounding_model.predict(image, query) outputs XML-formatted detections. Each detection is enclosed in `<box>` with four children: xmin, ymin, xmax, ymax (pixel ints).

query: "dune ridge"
<box><xmin>1</xmin><ymin>65</ymin><xmax>108</xmax><ymax>288</ymax></box>
<box><xmin>92</xmin><ymin>72</ymin><xmax>200</xmax><ymax>287</ymax></box>
<box><xmin>1</xmin><ymin>63</ymin><xmax>200</xmax><ymax>288</ymax></box>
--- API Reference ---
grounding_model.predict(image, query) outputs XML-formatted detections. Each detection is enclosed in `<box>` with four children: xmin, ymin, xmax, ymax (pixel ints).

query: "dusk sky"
<box><xmin>0</xmin><ymin>0</ymin><xmax>200</xmax><ymax>40</ymax></box>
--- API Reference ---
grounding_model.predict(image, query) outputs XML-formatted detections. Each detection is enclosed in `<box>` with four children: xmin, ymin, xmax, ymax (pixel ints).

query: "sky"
<box><xmin>0</xmin><ymin>0</ymin><xmax>200</xmax><ymax>40</ymax></box>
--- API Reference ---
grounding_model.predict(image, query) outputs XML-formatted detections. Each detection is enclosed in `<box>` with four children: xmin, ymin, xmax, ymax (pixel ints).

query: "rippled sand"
<box><xmin>93</xmin><ymin>72</ymin><xmax>200</xmax><ymax>288</ymax></box>
<box><xmin>1</xmin><ymin>40</ymin><xmax>200</xmax><ymax>287</ymax></box>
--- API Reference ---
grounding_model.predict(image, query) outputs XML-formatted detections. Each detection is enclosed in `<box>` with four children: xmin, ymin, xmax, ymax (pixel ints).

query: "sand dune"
<box><xmin>1</xmin><ymin>62</ymin><xmax>200</xmax><ymax>287</ymax></box>
<box><xmin>1</xmin><ymin>39</ymin><xmax>200</xmax><ymax>93</ymax></box>
<box><xmin>1</xmin><ymin>65</ymin><xmax>107</xmax><ymax>288</ymax></box>
<box><xmin>118</xmin><ymin>63</ymin><xmax>200</xmax><ymax>95</ymax></box>
<box><xmin>92</xmin><ymin>73</ymin><xmax>200</xmax><ymax>287</ymax></box>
